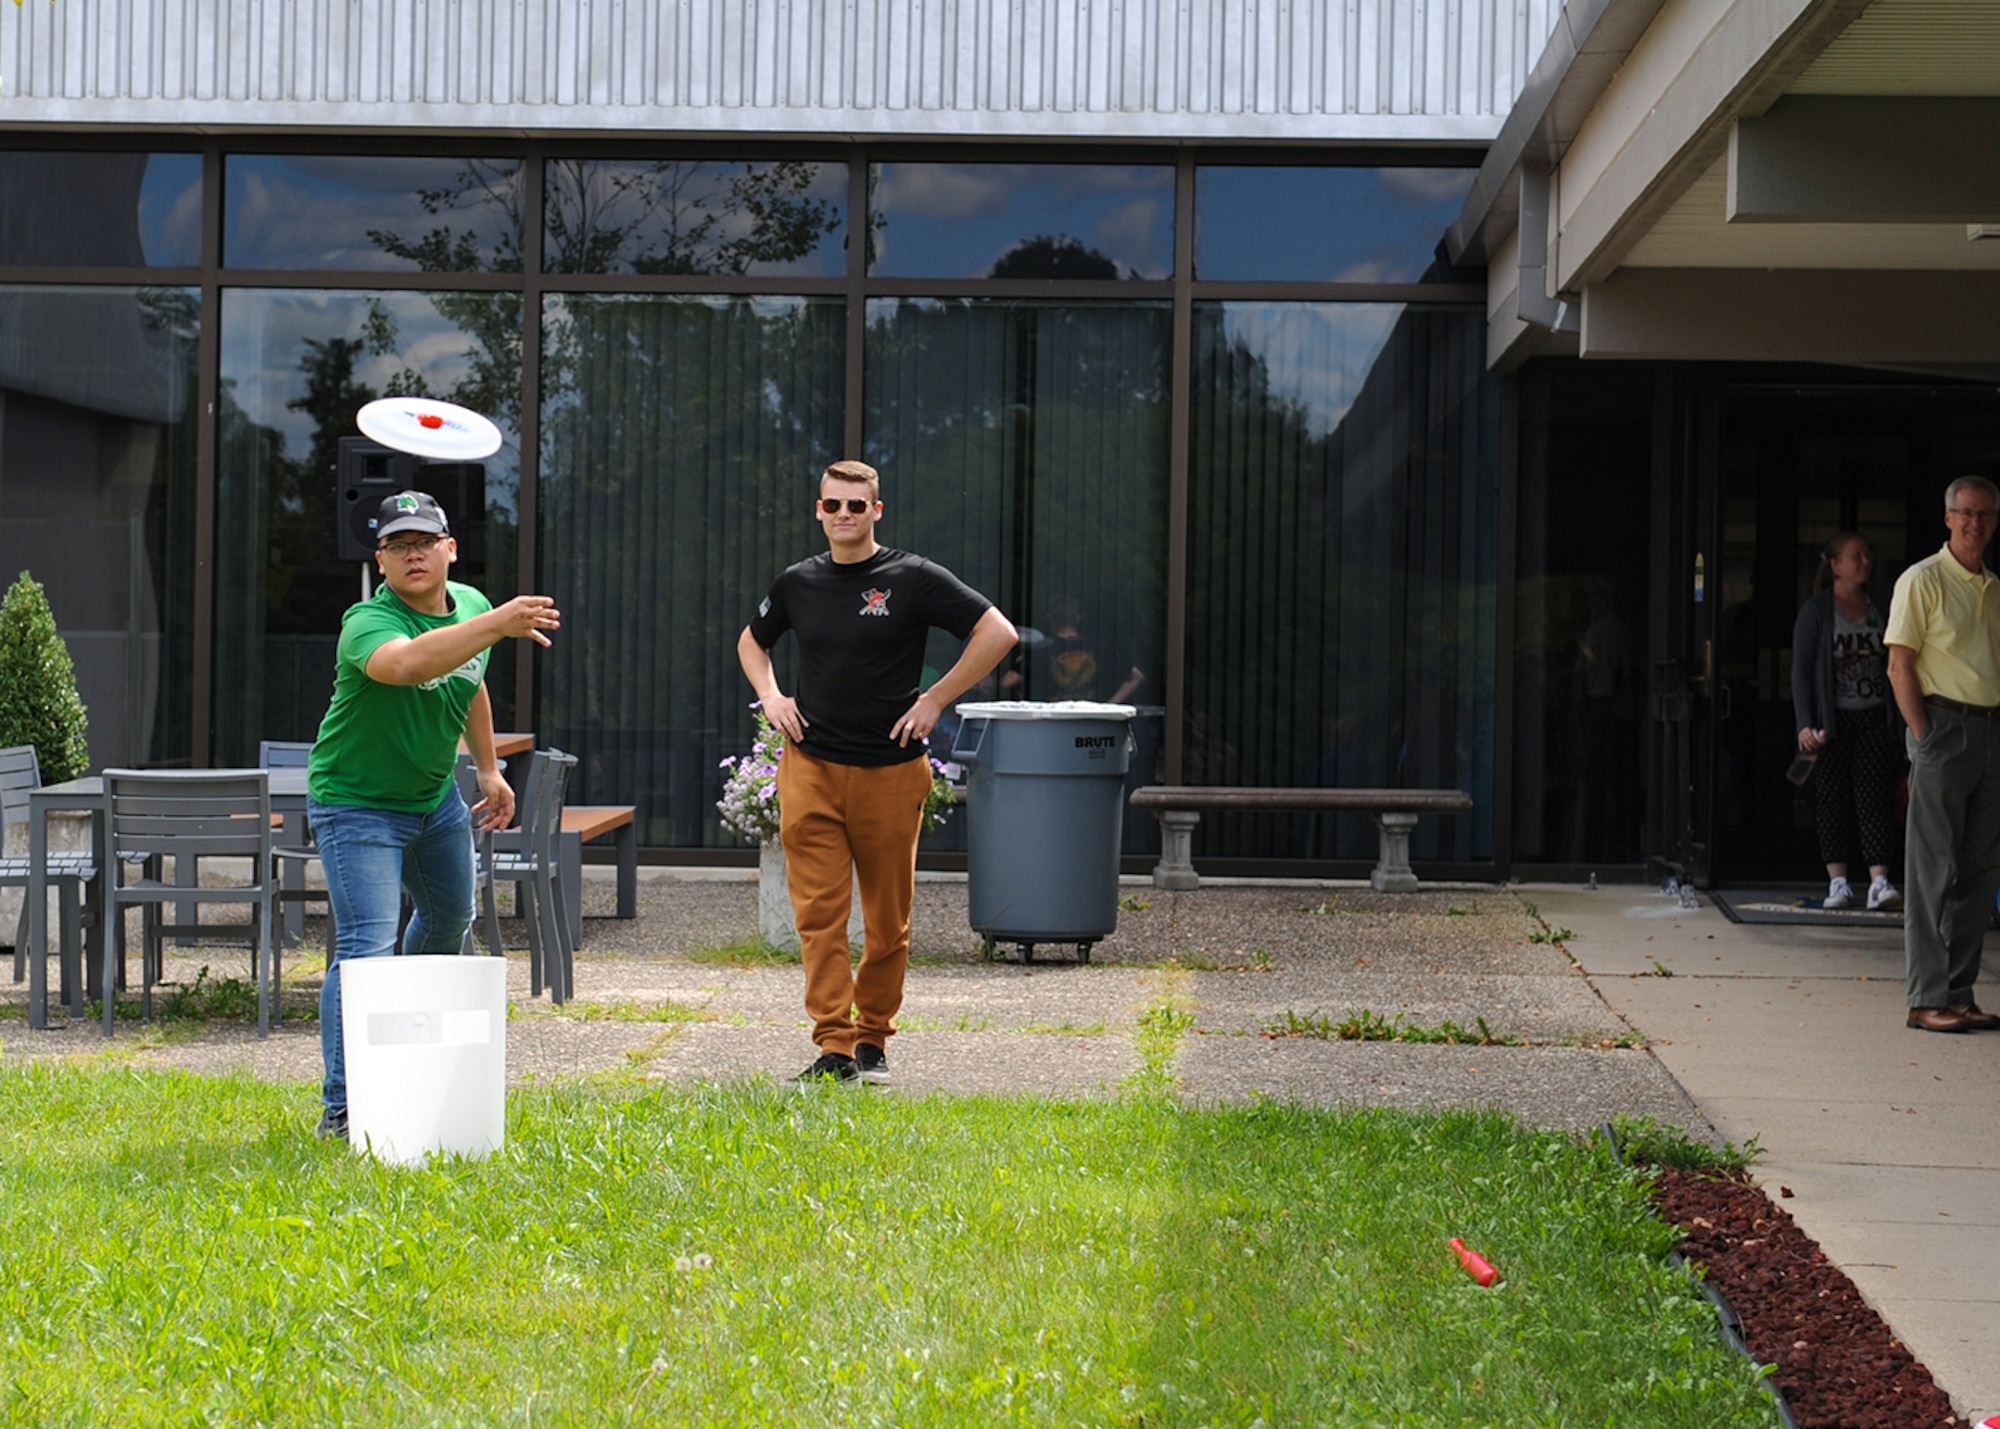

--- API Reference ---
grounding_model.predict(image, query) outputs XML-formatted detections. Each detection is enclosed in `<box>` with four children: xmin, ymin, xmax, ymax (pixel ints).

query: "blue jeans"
<box><xmin>309</xmin><ymin>788</ymin><xmax>475</xmax><ymax>1115</ymax></box>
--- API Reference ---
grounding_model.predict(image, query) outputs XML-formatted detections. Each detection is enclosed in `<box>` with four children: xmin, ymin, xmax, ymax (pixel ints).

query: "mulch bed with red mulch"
<box><xmin>1650</xmin><ymin>1168</ymin><xmax>1969</xmax><ymax>1429</ymax></box>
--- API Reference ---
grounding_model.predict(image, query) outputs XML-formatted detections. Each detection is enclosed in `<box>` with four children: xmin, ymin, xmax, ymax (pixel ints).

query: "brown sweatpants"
<box><xmin>777</xmin><ymin>744</ymin><xmax>931</xmax><ymax>1056</ymax></box>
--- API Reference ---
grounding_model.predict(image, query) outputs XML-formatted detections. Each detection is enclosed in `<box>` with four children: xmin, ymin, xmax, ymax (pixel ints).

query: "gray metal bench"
<box><xmin>1128</xmin><ymin>786</ymin><xmax>1474</xmax><ymax>892</ymax></box>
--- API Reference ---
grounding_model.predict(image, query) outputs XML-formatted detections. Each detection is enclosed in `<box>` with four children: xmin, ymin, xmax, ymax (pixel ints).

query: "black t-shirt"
<box><xmin>747</xmin><ymin>547</ymin><xmax>992</xmax><ymax>767</ymax></box>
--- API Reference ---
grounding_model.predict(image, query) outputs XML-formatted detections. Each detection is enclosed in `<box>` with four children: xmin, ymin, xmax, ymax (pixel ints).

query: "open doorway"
<box><xmin>1707</xmin><ymin>380</ymin><xmax>2000</xmax><ymax>884</ymax></box>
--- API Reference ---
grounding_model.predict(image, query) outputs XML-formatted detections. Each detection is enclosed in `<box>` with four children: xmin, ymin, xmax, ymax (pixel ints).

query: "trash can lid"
<box><xmin>954</xmin><ymin>700</ymin><xmax>1137</xmax><ymax>721</ymax></box>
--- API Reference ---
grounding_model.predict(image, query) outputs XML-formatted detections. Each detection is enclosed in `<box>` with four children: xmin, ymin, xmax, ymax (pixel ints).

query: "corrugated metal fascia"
<box><xmin>0</xmin><ymin>0</ymin><xmax>1564</xmax><ymax>136</ymax></box>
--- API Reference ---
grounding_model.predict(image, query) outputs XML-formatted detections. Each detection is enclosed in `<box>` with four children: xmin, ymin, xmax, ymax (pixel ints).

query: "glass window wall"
<box><xmin>1187</xmin><ymin>302</ymin><xmax>1497</xmax><ymax>862</ymax></box>
<box><xmin>214</xmin><ymin>288</ymin><xmax>521</xmax><ymax>765</ymax></box>
<box><xmin>0</xmin><ymin>285</ymin><xmax>200</xmax><ymax>767</ymax></box>
<box><xmin>538</xmin><ymin>294</ymin><xmax>846</xmax><ymax>847</ymax></box>
<box><xmin>865</xmin><ymin>297</ymin><xmax>1172</xmax><ymax>851</ymax></box>
<box><xmin>0</xmin><ymin>140</ymin><xmax>1505</xmax><ymax>868</ymax></box>
<box><xmin>1511</xmin><ymin>364</ymin><xmax>1652</xmax><ymax>865</ymax></box>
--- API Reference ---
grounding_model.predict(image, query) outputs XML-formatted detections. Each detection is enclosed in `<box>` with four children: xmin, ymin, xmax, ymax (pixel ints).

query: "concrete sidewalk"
<box><xmin>1540</xmin><ymin>881</ymin><xmax>2000</xmax><ymax>1417</ymax></box>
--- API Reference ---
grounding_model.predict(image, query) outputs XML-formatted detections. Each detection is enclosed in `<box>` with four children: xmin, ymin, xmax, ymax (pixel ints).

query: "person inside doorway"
<box><xmin>1885</xmin><ymin>477</ymin><xmax>2000</xmax><ymax>1034</ymax></box>
<box><xmin>1002</xmin><ymin>593</ymin><xmax>1145</xmax><ymax>705</ymax></box>
<box><xmin>1791</xmin><ymin>531</ymin><xmax>1902</xmax><ymax>911</ymax></box>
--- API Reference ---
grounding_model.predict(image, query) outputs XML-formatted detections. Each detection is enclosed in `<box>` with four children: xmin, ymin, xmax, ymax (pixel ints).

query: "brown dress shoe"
<box><xmin>1949</xmin><ymin>1002</ymin><xmax>2000</xmax><ymax>1031</ymax></box>
<box><xmin>1907</xmin><ymin>1006</ymin><xmax>1978</xmax><ymax>1033</ymax></box>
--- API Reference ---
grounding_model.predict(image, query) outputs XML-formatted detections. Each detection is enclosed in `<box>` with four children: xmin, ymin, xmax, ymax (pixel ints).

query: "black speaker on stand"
<box><xmin>334</xmin><ymin>438</ymin><xmax>487</xmax><ymax>596</ymax></box>
<box><xmin>335</xmin><ymin>438</ymin><xmax>418</xmax><ymax>564</ymax></box>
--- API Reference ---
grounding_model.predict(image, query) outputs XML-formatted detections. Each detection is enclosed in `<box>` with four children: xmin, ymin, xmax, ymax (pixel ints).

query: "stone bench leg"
<box><xmin>1148</xmin><ymin>809</ymin><xmax>1202</xmax><ymax>891</ymax></box>
<box><xmin>1370</xmin><ymin>812</ymin><xmax>1421</xmax><ymax>892</ymax></box>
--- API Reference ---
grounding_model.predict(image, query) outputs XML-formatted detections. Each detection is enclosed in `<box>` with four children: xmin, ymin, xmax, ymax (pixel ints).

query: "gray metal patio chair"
<box><xmin>455</xmin><ymin>753</ymin><xmax>507</xmax><ymax>961</ymax></box>
<box><xmin>260</xmin><ymin>740</ymin><xmax>328</xmax><ymax>954</ymax></box>
<box><xmin>472</xmin><ymin>748</ymin><xmax>577</xmax><ymax>1003</ymax></box>
<box><xmin>101</xmin><ymin>769</ymin><xmax>278</xmax><ymax>1038</ymax></box>
<box><xmin>2</xmin><ymin>744</ymin><xmax>99</xmax><ymax>1017</ymax></box>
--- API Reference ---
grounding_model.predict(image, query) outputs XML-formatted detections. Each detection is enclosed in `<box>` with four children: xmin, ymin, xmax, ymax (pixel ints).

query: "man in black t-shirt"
<box><xmin>739</xmin><ymin>459</ymin><xmax>1018</xmax><ymax>1084</ymax></box>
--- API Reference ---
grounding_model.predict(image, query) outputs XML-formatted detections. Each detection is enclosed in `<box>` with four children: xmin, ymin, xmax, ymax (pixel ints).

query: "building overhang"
<box><xmin>1456</xmin><ymin>0</ymin><xmax>2000</xmax><ymax>374</ymax></box>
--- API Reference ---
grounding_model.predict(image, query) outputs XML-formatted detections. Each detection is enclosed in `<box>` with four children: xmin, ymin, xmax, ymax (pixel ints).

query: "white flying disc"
<box><xmin>356</xmin><ymin>397</ymin><xmax>503</xmax><ymax>461</ymax></box>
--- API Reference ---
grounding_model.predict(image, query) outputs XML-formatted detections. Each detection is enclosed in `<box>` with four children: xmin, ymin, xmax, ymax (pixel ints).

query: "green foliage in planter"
<box><xmin>0</xmin><ymin>572</ymin><xmax>91</xmax><ymax>784</ymax></box>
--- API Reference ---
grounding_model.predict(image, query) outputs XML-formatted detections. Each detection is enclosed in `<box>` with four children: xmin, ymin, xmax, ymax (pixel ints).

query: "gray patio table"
<box><xmin>24</xmin><ymin>768</ymin><xmax>308</xmax><ymax>1030</ymax></box>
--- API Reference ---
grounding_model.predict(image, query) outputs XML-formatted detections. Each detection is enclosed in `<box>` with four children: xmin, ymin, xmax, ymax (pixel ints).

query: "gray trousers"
<box><xmin>1904</xmin><ymin>706</ymin><xmax>2000</xmax><ymax>1008</ymax></box>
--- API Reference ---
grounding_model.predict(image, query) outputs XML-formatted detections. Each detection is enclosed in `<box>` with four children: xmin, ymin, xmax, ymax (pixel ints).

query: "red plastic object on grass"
<box><xmin>1449</xmin><ymin>1237</ymin><xmax>1502</xmax><ymax>1287</ymax></box>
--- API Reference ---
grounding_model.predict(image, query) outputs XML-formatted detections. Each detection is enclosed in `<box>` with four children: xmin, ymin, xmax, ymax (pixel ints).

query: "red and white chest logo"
<box><xmin>860</xmin><ymin>588</ymin><xmax>892</xmax><ymax>617</ymax></box>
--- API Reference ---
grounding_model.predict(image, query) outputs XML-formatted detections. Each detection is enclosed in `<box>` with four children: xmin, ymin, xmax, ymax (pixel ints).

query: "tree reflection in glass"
<box><xmin>542</xmin><ymin>160</ymin><xmax>847</xmax><ymax>276</ymax></box>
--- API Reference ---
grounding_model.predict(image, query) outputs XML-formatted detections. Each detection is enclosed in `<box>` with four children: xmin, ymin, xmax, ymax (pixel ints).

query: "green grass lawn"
<box><xmin>0</xmin><ymin>1065</ymin><xmax>1774</xmax><ymax>1426</ymax></box>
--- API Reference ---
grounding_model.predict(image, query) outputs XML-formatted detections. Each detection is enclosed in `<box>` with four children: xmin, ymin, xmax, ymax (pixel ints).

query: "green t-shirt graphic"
<box><xmin>308</xmin><ymin>581</ymin><xmax>493</xmax><ymax>813</ymax></box>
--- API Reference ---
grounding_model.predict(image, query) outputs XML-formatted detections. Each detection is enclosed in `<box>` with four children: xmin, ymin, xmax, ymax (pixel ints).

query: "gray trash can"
<box><xmin>951</xmin><ymin>701</ymin><xmax>1136</xmax><ymax>962</ymax></box>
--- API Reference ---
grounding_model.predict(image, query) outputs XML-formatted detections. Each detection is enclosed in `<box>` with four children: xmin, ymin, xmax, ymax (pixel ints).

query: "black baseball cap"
<box><xmin>375</xmin><ymin>490</ymin><xmax>450</xmax><ymax>542</ymax></box>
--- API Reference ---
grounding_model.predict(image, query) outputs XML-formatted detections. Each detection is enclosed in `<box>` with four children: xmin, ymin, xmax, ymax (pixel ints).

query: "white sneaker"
<box><xmin>1867</xmin><ymin>877</ymin><xmax>1903</xmax><ymax>911</ymax></box>
<box><xmin>1824</xmin><ymin>876</ymin><xmax>1854</xmax><ymax>910</ymax></box>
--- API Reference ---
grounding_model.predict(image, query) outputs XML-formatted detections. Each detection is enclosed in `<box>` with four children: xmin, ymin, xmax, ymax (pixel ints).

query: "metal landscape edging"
<box><xmin>1600</xmin><ymin>1122</ymin><xmax>1802</xmax><ymax>1429</ymax></box>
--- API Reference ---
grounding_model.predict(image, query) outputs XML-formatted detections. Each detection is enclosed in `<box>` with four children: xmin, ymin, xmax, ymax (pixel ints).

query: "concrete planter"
<box><xmin>757</xmin><ymin>840</ymin><xmax>863</xmax><ymax>952</ymax></box>
<box><xmin>1</xmin><ymin>808</ymin><xmax>94</xmax><ymax>947</ymax></box>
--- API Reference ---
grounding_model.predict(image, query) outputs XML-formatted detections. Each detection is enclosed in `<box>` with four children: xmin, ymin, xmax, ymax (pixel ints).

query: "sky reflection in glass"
<box><xmin>1195</xmin><ymin>168</ymin><xmax>1477</xmax><ymax>283</ymax></box>
<box><xmin>869</xmin><ymin>164</ymin><xmax>1173</xmax><ymax>279</ymax></box>
<box><xmin>225</xmin><ymin>156</ymin><xmax>524</xmax><ymax>272</ymax></box>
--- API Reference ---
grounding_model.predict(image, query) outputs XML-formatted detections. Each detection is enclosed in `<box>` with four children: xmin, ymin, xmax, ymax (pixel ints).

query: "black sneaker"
<box><xmin>792</xmin><ymin>1052</ymin><xmax>858</xmax><ymax>1085</ymax></box>
<box><xmin>855</xmin><ymin>1042</ymin><xmax>889</xmax><ymax>1083</ymax></box>
<box><xmin>315</xmin><ymin>1108</ymin><xmax>349</xmax><ymax>1140</ymax></box>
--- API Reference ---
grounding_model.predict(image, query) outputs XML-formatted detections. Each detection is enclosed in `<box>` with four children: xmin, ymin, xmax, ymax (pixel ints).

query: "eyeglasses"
<box><xmin>1949</xmin><ymin>507</ymin><xmax>1998</xmax><ymax>525</ymax></box>
<box><xmin>378</xmin><ymin>534</ymin><xmax>446</xmax><ymax>557</ymax></box>
<box><xmin>819</xmin><ymin>498</ymin><xmax>874</xmax><ymax>515</ymax></box>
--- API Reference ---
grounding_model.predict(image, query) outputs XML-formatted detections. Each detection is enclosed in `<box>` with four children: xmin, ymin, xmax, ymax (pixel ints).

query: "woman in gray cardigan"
<box><xmin>1791</xmin><ymin>531</ymin><xmax>1902</xmax><ymax>911</ymax></box>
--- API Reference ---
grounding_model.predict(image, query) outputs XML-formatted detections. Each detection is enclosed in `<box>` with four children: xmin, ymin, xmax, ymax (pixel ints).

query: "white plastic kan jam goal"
<box><xmin>341</xmin><ymin>955</ymin><xmax>507</xmax><ymax>1164</ymax></box>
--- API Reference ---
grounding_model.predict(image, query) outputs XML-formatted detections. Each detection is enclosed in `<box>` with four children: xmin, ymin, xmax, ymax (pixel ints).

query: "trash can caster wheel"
<box><xmin>1018</xmin><ymin>942</ymin><xmax>1035</xmax><ymax>964</ymax></box>
<box><xmin>1077</xmin><ymin>942</ymin><xmax>1093</xmax><ymax>963</ymax></box>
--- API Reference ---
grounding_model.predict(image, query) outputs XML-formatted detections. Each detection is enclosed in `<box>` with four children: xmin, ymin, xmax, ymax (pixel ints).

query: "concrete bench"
<box><xmin>1128</xmin><ymin>786</ymin><xmax>1474</xmax><ymax>892</ymax></box>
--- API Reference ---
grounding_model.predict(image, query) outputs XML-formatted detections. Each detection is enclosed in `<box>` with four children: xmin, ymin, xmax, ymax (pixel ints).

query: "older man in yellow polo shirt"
<box><xmin>1886</xmin><ymin>475</ymin><xmax>2000</xmax><ymax>1033</ymax></box>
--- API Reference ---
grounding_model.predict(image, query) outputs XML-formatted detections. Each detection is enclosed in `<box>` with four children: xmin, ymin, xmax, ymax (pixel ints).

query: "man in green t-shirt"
<box><xmin>307</xmin><ymin>490</ymin><xmax>561</xmax><ymax>1139</ymax></box>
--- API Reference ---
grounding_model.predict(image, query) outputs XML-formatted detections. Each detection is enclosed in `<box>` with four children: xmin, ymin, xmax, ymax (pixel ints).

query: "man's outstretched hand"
<box><xmin>494</xmin><ymin>596</ymin><xmax>561</xmax><ymax>647</ymax></box>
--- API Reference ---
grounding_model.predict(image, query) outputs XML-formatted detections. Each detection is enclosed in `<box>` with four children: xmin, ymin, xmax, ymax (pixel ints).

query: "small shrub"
<box><xmin>0</xmin><ymin>572</ymin><xmax>90</xmax><ymax>782</ymax></box>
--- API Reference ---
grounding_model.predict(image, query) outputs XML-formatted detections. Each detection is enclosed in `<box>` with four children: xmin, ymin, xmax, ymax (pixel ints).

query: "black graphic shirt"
<box><xmin>748</xmin><ymin>547</ymin><xmax>992</xmax><ymax>766</ymax></box>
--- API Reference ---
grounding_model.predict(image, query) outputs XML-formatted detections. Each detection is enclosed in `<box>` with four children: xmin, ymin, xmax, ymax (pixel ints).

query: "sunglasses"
<box><xmin>819</xmin><ymin>498</ymin><xmax>874</xmax><ymax>514</ymax></box>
